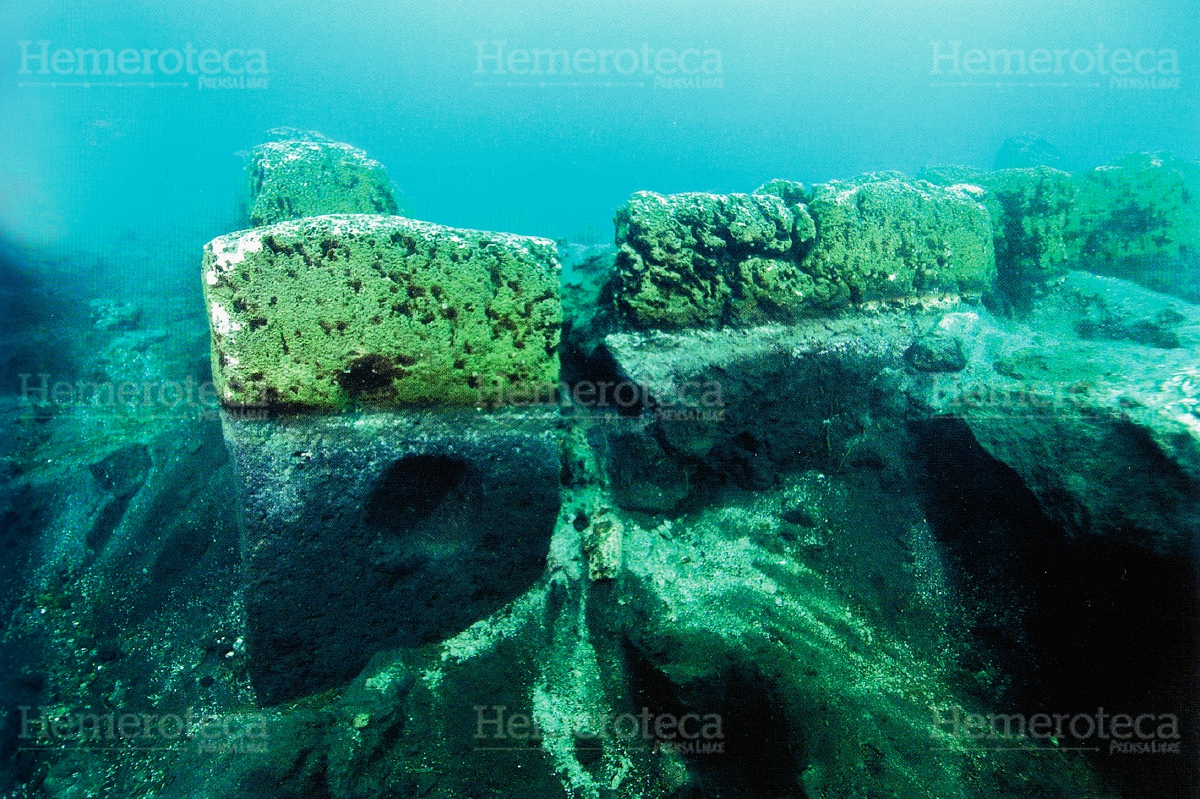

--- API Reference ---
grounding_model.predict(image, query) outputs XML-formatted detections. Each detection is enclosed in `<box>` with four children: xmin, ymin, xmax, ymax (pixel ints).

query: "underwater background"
<box><xmin>0</xmin><ymin>1</ymin><xmax>1198</xmax><ymax>798</ymax></box>
<box><xmin>2</xmin><ymin>0</ymin><xmax>1197</xmax><ymax>267</ymax></box>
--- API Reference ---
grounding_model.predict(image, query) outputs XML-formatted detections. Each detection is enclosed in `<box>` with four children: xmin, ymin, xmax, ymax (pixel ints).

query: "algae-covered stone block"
<box><xmin>985</xmin><ymin>167</ymin><xmax>1077</xmax><ymax>296</ymax></box>
<box><xmin>1066</xmin><ymin>152</ymin><xmax>1200</xmax><ymax>301</ymax></box>
<box><xmin>246</xmin><ymin>137</ymin><xmax>400</xmax><ymax>226</ymax></box>
<box><xmin>916</xmin><ymin>164</ymin><xmax>989</xmax><ymax>186</ymax></box>
<box><xmin>611</xmin><ymin>175</ymin><xmax>992</xmax><ymax>331</ymax></box>
<box><xmin>753</xmin><ymin>178</ymin><xmax>811</xmax><ymax>205</ymax></box>
<box><xmin>806</xmin><ymin>172</ymin><xmax>995</xmax><ymax>305</ymax></box>
<box><xmin>203</xmin><ymin>214</ymin><xmax>561</xmax><ymax>409</ymax></box>
<box><xmin>611</xmin><ymin>190</ymin><xmax>818</xmax><ymax>329</ymax></box>
<box><xmin>922</xmin><ymin>166</ymin><xmax>1077</xmax><ymax>303</ymax></box>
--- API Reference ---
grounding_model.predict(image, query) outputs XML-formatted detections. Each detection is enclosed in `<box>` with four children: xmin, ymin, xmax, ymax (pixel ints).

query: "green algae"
<box><xmin>246</xmin><ymin>138</ymin><xmax>400</xmax><ymax>226</ymax></box>
<box><xmin>805</xmin><ymin>172</ymin><xmax>995</xmax><ymax>306</ymax></box>
<box><xmin>752</xmin><ymin>178</ymin><xmax>811</xmax><ymax>205</ymax></box>
<box><xmin>611</xmin><ymin>174</ymin><xmax>993</xmax><ymax>331</ymax></box>
<box><xmin>611</xmin><ymin>190</ymin><xmax>817</xmax><ymax>329</ymax></box>
<box><xmin>921</xmin><ymin>165</ymin><xmax>1078</xmax><ymax>306</ymax></box>
<box><xmin>1065</xmin><ymin>152</ymin><xmax>1200</xmax><ymax>301</ymax></box>
<box><xmin>202</xmin><ymin>214</ymin><xmax>561</xmax><ymax>409</ymax></box>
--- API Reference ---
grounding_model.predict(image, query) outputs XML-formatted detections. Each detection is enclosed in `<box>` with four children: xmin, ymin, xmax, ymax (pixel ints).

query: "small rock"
<box><xmin>906</xmin><ymin>333</ymin><xmax>967</xmax><ymax>372</ymax></box>
<box><xmin>584</xmin><ymin>518</ymin><xmax>623</xmax><ymax>581</ymax></box>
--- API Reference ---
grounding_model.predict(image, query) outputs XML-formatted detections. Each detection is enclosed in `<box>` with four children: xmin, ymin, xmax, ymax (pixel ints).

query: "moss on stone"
<box><xmin>610</xmin><ymin>190</ymin><xmax>818</xmax><ymax>329</ymax></box>
<box><xmin>202</xmin><ymin>214</ymin><xmax>560</xmax><ymax>409</ymax></box>
<box><xmin>246</xmin><ymin>138</ymin><xmax>400</xmax><ymax>226</ymax></box>
<box><xmin>985</xmin><ymin>168</ymin><xmax>1077</xmax><ymax>299</ymax></box>
<box><xmin>922</xmin><ymin>166</ymin><xmax>1077</xmax><ymax>306</ymax></box>
<box><xmin>1065</xmin><ymin>152</ymin><xmax>1200</xmax><ymax>301</ymax></box>
<box><xmin>806</xmin><ymin>172</ymin><xmax>996</xmax><ymax>304</ymax></box>
<box><xmin>611</xmin><ymin>176</ymin><xmax>992</xmax><ymax>331</ymax></box>
<box><xmin>753</xmin><ymin>178</ymin><xmax>811</xmax><ymax>206</ymax></box>
<box><xmin>917</xmin><ymin>164</ymin><xmax>989</xmax><ymax>186</ymax></box>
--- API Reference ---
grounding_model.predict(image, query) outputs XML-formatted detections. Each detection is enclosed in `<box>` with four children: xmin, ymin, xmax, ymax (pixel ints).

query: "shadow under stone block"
<box><xmin>220</xmin><ymin>407</ymin><xmax>562</xmax><ymax>705</ymax></box>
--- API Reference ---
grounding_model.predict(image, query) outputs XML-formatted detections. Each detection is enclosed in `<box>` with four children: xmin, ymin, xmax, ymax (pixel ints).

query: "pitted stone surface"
<box><xmin>246</xmin><ymin>137</ymin><xmax>399</xmax><ymax>226</ymax></box>
<box><xmin>610</xmin><ymin>175</ymin><xmax>994</xmax><ymax>331</ymax></box>
<box><xmin>203</xmin><ymin>214</ymin><xmax>561</xmax><ymax>409</ymax></box>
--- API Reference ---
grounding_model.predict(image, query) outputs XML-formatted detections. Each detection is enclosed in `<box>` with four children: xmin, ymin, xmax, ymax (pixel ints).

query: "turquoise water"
<box><xmin>1</xmin><ymin>0</ymin><xmax>1196</xmax><ymax>251</ymax></box>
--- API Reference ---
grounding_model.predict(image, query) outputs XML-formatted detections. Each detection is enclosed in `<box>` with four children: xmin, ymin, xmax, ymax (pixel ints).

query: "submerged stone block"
<box><xmin>601</xmin><ymin>302</ymin><xmax>962</xmax><ymax>502</ymax></box>
<box><xmin>1065</xmin><ymin>152</ymin><xmax>1200</xmax><ymax>302</ymax></box>
<box><xmin>221</xmin><ymin>407</ymin><xmax>562</xmax><ymax>705</ymax></box>
<box><xmin>246</xmin><ymin>136</ymin><xmax>400</xmax><ymax>226</ymax></box>
<box><xmin>993</xmin><ymin>132</ymin><xmax>1074</xmax><ymax>171</ymax></box>
<box><xmin>752</xmin><ymin>178</ymin><xmax>810</xmax><ymax>205</ymax></box>
<box><xmin>610</xmin><ymin>175</ymin><xmax>992</xmax><ymax>332</ymax></box>
<box><xmin>805</xmin><ymin>172</ymin><xmax>995</xmax><ymax>306</ymax></box>
<box><xmin>922</xmin><ymin>270</ymin><xmax>1200</xmax><ymax>556</ymax></box>
<box><xmin>610</xmin><ymin>190</ymin><xmax>817</xmax><ymax>329</ymax></box>
<box><xmin>921</xmin><ymin>165</ymin><xmax>1077</xmax><ymax>303</ymax></box>
<box><xmin>977</xmin><ymin>167</ymin><xmax>1077</xmax><ymax>291</ymax></box>
<box><xmin>202</xmin><ymin>214</ymin><xmax>561</xmax><ymax>410</ymax></box>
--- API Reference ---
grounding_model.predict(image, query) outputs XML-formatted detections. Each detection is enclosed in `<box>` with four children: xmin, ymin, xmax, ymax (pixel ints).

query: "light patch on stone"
<box><xmin>365</xmin><ymin>663</ymin><xmax>407</xmax><ymax>694</ymax></box>
<box><xmin>210</xmin><ymin>230</ymin><xmax>264</xmax><ymax>273</ymax></box>
<box><xmin>440</xmin><ymin>587</ymin><xmax>546</xmax><ymax>664</ymax></box>
<box><xmin>209</xmin><ymin>302</ymin><xmax>241</xmax><ymax>336</ymax></box>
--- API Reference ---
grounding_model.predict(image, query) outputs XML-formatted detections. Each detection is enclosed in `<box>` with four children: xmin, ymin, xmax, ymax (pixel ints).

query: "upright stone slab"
<box><xmin>610</xmin><ymin>189</ymin><xmax>817</xmax><ymax>329</ymax></box>
<box><xmin>245</xmin><ymin>136</ymin><xmax>400</xmax><ymax>226</ymax></box>
<box><xmin>223</xmin><ymin>408</ymin><xmax>562</xmax><ymax>705</ymax></box>
<box><xmin>804</xmin><ymin>172</ymin><xmax>995</xmax><ymax>306</ymax></box>
<box><xmin>1065</xmin><ymin>152</ymin><xmax>1200</xmax><ymax>302</ymax></box>
<box><xmin>203</xmin><ymin>214</ymin><xmax>565</xmax><ymax>703</ymax></box>
<box><xmin>203</xmin><ymin>214</ymin><xmax>561</xmax><ymax>409</ymax></box>
<box><xmin>921</xmin><ymin>165</ymin><xmax>1077</xmax><ymax>304</ymax></box>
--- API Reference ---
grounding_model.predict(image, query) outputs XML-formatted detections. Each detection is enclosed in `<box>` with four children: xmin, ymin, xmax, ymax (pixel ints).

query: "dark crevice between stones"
<box><xmin>910</xmin><ymin>416</ymin><xmax>1200</xmax><ymax>799</ymax></box>
<box><xmin>622</xmin><ymin>640</ymin><xmax>808</xmax><ymax>799</ymax></box>
<box><xmin>993</xmin><ymin>192</ymin><xmax>1042</xmax><ymax>315</ymax></box>
<box><xmin>560</xmin><ymin>341</ymin><xmax>647</xmax><ymax>418</ymax></box>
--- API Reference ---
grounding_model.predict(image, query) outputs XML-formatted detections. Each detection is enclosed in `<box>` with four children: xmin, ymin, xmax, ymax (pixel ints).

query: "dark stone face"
<box><xmin>366</xmin><ymin>454</ymin><xmax>472</xmax><ymax>531</ymax></box>
<box><xmin>905</xmin><ymin>333</ymin><xmax>967</xmax><ymax>373</ymax></box>
<box><xmin>228</xmin><ymin>411</ymin><xmax>561</xmax><ymax>706</ymax></box>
